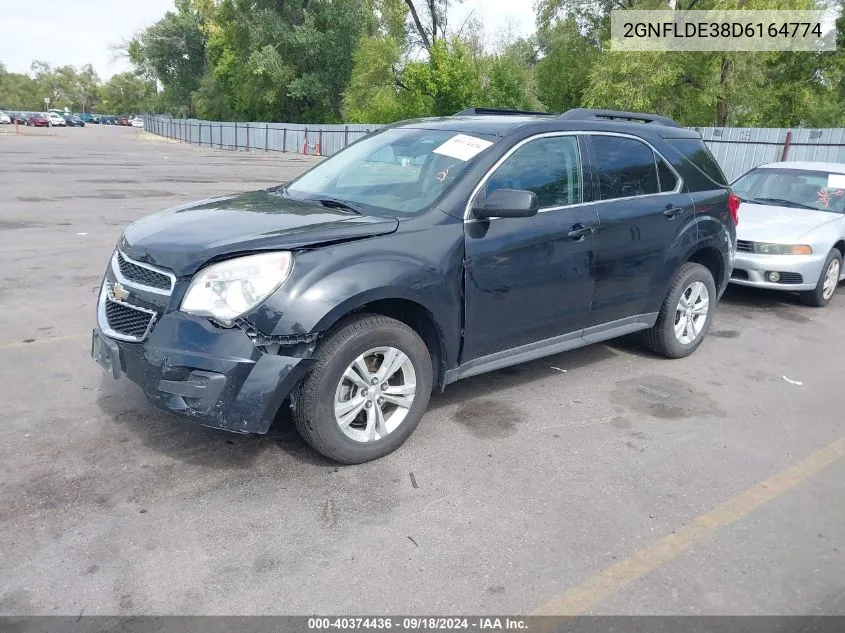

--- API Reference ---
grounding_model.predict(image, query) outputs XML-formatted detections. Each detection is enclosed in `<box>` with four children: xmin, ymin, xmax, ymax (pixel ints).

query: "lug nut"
<box><xmin>377</xmin><ymin>397</ymin><xmax>385</xmax><ymax>406</ymax></box>
<box><xmin>371</xmin><ymin>377</ymin><xmax>379</xmax><ymax>385</ymax></box>
<box><xmin>381</xmin><ymin>383</ymin><xmax>388</xmax><ymax>391</ymax></box>
<box><xmin>365</xmin><ymin>401</ymin><xmax>373</xmax><ymax>408</ymax></box>
<box><xmin>361</xmin><ymin>388</ymin><xmax>368</xmax><ymax>397</ymax></box>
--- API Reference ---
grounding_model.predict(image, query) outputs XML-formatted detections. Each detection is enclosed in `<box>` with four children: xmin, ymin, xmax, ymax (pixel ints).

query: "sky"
<box><xmin>0</xmin><ymin>0</ymin><xmax>536</xmax><ymax>80</ymax></box>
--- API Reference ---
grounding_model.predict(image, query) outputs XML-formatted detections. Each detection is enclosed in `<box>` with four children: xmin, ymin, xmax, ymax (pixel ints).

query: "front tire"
<box><xmin>800</xmin><ymin>249</ymin><xmax>841</xmax><ymax>307</ymax></box>
<box><xmin>644</xmin><ymin>262</ymin><xmax>716</xmax><ymax>359</ymax></box>
<box><xmin>293</xmin><ymin>314</ymin><xmax>433</xmax><ymax>464</ymax></box>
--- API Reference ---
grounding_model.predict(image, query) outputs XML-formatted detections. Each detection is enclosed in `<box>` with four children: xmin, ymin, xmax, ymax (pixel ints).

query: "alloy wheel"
<box><xmin>334</xmin><ymin>346</ymin><xmax>417</xmax><ymax>443</ymax></box>
<box><xmin>674</xmin><ymin>281</ymin><xmax>709</xmax><ymax>345</ymax></box>
<box><xmin>822</xmin><ymin>258</ymin><xmax>840</xmax><ymax>300</ymax></box>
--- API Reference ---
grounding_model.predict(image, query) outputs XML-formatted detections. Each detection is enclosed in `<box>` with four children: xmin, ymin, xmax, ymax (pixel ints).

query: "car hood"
<box><xmin>736</xmin><ymin>203</ymin><xmax>840</xmax><ymax>243</ymax></box>
<box><xmin>121</xmin><ymin>189</ymin><xmax>399</xmax><ymax>276</ymax></box>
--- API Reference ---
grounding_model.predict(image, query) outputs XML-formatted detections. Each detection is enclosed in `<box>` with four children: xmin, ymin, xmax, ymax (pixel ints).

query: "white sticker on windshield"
<box><xmin>432</xmin><ymin>134</ymin><xmax>493</xmax><ymax>161</ymax></box>
<box><xmin>828</xmin><ymin>174</ymin><xmax>845</xmax><ymax>189</ymax></box>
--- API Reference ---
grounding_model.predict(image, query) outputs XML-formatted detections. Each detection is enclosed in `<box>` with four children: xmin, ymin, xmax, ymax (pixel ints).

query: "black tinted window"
<box><xmin>657</xmin><ymin>158</ymin><xmax>678</xmax><ymax>192</ymax></box>
<box><xmin>486</xmin><ymin>136</ymin><xmax>581</xmax><ymax>208</ymax></box>
<box><xmin>667</xmin><ymin>138</ymin><xmax>727</xmax><ymax>186</ymax></box>
<box><xmin>592</xmin><ymin>136</ymin><xmax>659</xmax><ymax>200</ymax></box>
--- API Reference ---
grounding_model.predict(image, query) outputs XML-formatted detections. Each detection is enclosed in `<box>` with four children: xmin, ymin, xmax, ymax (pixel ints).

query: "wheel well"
<box><xmin>686</xmin><ymin>247</ymin><xmax>724</xmax><ymax>289</ymax></box>
<box><xmin>344</xmin><ymin>299</ymin><xmax>446</xmax><ymax>390</ymax></box>
<box><xmin>833</xmin><ymin>240</ymin><xmax>844</xmax><ymax>258</ymax></box>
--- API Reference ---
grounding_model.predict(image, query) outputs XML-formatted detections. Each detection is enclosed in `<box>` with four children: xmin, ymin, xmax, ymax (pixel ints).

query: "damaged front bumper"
<box><xmin>92</xmin><ymin>311</ymin><xmax>315</xmax><ymax>434</ymax></box>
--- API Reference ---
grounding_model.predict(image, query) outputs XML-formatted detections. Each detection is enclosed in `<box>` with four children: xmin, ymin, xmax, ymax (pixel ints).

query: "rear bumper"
<box><xmin>729</xmin><ymin>251</ymin><xmax>825</xmax><ymax>292</ymax></box>
<box><xmin>92</xmin><ymin>312</ymin><xmax>315</xmax><ymax>434</ymax></box>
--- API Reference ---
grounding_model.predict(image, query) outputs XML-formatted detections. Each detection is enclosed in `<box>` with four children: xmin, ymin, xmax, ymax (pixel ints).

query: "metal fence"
<box><xmin>143</xmin><ymin>115</ymin><xmax>845</xmax><ymax>182</ymax></box>
<box><xmin>694</xmin><ymin>127</ymin><xmax>845</xmax><ymax>181</ymax></box>
<box><xmin>142</xmin><ymin>115</ymin><xmax>380</xmax><ymax>156</ymax></box>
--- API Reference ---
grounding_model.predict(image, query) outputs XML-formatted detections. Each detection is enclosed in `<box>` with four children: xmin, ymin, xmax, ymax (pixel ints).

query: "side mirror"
<box><xmin>473</xmin><ymin>188</ymin><xmax>539</xmax><ymax>219</ymax></box>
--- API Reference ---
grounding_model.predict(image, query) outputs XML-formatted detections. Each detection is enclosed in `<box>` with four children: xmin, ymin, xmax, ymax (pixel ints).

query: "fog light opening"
<box><xmin>767</xmin><ymin>271</ymin><xmax>781</xmax><ymax>282</ymax></box>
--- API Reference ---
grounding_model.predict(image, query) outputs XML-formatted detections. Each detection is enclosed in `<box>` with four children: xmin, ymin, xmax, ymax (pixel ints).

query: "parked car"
<box><xmin>91</xmin><ymin>107</ymin><xmax>736</xmax><ymax>463</ymax></box>
<box><xmin>0</xmin><ymin>111</ymin><xmax>10</xmax><ymax>124</ymax></box>
<box><xmin>102</xmin><ymin>115</ymin><xmax>118</xmax><ymax>125</ymax></box>
<box><xmin>730</xmin><ymin>161</ymin><xmax>845</xmax><ymax>306</ymax></box>
<box><xmin>9</xmin><ymin>112</ymin><xmax>30</xmax><ymax>125</ymax></box>
<box><xmin>29</xmin><ymin>113</ymin><xmax>50</xmax><ymax>127</ymax></box>
<box><xmin>47</xmin><ymin>112</ymin><xmax>66</xmax><ymax>127</ymax></box>
<box><xmin>63</xmin><ymin>114</ymin><xmax>85</xmax><ymax>127</ymax></box>
<box><xmin>130</xmin><ymin>117</ymin><xmax>144</xmax><ymax>128</ymax></box>
<box><xmin>116</xmin><ymin>116</ymin><xmax>129</xmax><ymax>126</ymax></box>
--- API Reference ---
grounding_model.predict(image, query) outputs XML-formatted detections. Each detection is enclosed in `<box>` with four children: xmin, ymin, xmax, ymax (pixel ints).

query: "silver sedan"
<box><xmin>729</xmin><ymin>161</ymin><xmax>845</xmax><ymax>307</ymax></box>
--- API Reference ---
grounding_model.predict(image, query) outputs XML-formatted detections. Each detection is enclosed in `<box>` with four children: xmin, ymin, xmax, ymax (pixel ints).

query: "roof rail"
<box><xmin>454</xmin><ymin>107</ymin><xmax>552</xmax><ymax>117</ymax></box>
<box><xmin>559</xmin><ymin>108</ymin><xmax>682</xmax><ymax>128</ymax></box>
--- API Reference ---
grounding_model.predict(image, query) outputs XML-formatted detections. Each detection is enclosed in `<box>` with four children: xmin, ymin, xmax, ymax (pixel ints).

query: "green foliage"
<box><xmin>0</xmin><ymin>63</ymin><xmax>40</xmax><ymax>110</ymax></box>
<box><xmin>535</xmin><ymin>17</ymin><xmax>595</xmax><ymax>112</ymax></box>
<box><xmin>100</xmin><ymin>72</ymin><xmax>157</xmax><ymax>115</ymax></box>
<box><xmin>5</xmin><ymin>0</ymin><xmax>842</xmax><ymax>126</ymax></box>
<box><xmin>127</xmin><ymin>0</ymin><xmax>207</xmax><ymax>116</ymax></box>
<box><xmin>402</xmin><ymin>38</ymin><xmax>479</xmax><ymax>116</ymax></box>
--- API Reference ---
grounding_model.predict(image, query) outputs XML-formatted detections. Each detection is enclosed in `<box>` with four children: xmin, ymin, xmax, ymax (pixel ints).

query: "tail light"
<box><xmin>727</xmin><ymin>193</ymin><xmax>740</xmax><ymax>225</ymax></box>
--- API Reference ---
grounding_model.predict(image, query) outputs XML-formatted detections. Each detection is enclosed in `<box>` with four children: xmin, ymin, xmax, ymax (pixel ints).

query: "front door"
<box><xmin>462</xmin><ymin>134</ymin><xmax>599</xmax><ymax>362</ymax></box>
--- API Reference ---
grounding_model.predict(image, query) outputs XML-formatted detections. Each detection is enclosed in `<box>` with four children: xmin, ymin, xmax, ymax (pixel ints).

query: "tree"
<box><xmin>100</xmin><ymin>72</ymin><xmax>157</xmax><ymax>114</ymax></box>
<box><xmin>0</xmin><ymin>63</ymin><xmax>40</xmax><ymax>110</ymax></box>
<box><xmin>403</xmin><ymin>0</ymin><xmax>454</xmax><ymax>51</ymax></box>
<box><xmin>535</xmin><ymin>17</ymin><xmax>596</xmax><ymax>112</ymax></box>
<box><xmin>127</xmin><ymin>0</ymin><xmax>207</xmax><ymax>116</ymax></box>
<box><xmin>401</xmin><ymin>37</ymin><xmax>479</xmax><ymax>116</ymax></box>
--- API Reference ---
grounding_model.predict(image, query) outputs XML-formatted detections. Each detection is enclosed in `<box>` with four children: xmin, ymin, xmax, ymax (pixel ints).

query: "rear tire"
<box><xmin>800</xmin><ymin>249</ymin><xmax>841</xmax><ymax>307</ymax></box>
<box><xmin>293</xmin><ymin>314</ymin><xmax>433</xmax><ymax>464</ymax></box>
<box><xmin>644</xmin><ymin>262</ymin><xmax>716</xmax><ymax>359</ymax></box>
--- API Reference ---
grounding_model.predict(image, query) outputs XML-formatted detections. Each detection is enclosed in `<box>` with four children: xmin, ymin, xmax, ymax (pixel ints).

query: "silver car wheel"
<box><xmin>674</xmin><ymin>281</ymin><xmax>709</xmax><ymax>345</ymax></box>
<box><xmin>334</xmin><ymin>346</ymin><xmax>417</xmax><ymax>443</ymax></box>
<box><xmin>822</xmin><ymin>257</ymin><xmax>840</xmax><ymax>300</ymax></box>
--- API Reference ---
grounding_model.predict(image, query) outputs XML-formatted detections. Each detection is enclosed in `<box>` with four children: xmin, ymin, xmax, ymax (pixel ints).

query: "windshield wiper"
<box><xmin>312</xmin><ymin>197</ymin><xmax>366</xmax><ymax>215</ymax></box>
<box><xmin>751</xmin><ymin>197</ymin><xmax>818</xmax><ymax>210</ymax></box>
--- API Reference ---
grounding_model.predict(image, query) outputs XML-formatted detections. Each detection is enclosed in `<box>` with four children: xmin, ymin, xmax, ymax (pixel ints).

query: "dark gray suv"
<box><xmin>92</xmin><ymin>108</ymin><xmax>737</xmax><ymax>463</ymax></box>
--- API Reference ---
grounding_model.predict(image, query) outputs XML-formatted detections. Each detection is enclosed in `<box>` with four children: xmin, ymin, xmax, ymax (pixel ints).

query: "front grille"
<box><xmin>776</xmin><ymin>272</ymin><xmax>803</xmax><ymax>284</ymax></box>
<box><xmin>731</xmin><ymin>269</ymin><xmax>749</xmax><ymax>281</ymax></box>
<box><xmin>736</xmin><ymin>240</ymin><xmax>754</xmax><ymax>253</ymax></box>
<box><xmin>104</xmin><ymin>296</ymin><xmax>155</xmax><ymax>339</ymax></box>
<box><xmin>117</xmin><ymin>251</ymin><xmax>172</xmax><ymax>290</ymax></box>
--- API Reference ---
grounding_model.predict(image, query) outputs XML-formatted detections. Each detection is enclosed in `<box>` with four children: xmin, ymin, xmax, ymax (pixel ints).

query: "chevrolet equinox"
<box><xmin>92</xmin><ymin>108</ymin><xmax>737</xmax><ymax>463</ymax></box>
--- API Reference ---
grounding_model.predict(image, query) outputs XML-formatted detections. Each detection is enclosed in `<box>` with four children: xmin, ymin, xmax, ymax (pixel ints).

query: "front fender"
<box><xmin>245</xmin><ymin>220</ymin><xmax>465</xmax><ymax>368</ymax></box>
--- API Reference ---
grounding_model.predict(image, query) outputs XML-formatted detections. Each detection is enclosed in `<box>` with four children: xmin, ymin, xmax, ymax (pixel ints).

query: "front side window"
<box><xmin>285</xmin><ymin>128</ymin><xmax>497</xmax><ymax>216</ymax></box>
<box><xmin>592</xmin><ymin>136</ymin><xmax>659</xmax><ymax>200</ymax></box>
<box><xmin>484</xmin><ymin>135</ymin><xmax>582</xmax><ymax>208</ymax></box>
<box><xmin>732</xmin><ymin>168</ymin><xmax>845</xmax><ymax>213</ymax></box>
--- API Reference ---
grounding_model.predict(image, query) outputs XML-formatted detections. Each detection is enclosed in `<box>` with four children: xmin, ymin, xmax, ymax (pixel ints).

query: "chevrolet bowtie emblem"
<box><xmin>112</xmin><ymin>282</ymin><xmax>130</xmax><ymax>302</ymax></box>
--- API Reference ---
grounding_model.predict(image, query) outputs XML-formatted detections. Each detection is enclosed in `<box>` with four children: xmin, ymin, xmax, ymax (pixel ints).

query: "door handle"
<box><xmin>663</xmin><ymin>204</ymin><xmax>683</xmax><ymax>218</ymax></box>
<box><xmin>567</xmin><ymin>224</ymin><xmax>595</xmax><ymax>241</ymax></box>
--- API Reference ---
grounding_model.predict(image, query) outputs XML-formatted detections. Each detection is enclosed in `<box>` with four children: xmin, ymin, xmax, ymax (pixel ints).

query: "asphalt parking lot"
<box><xmin>1</xmin><ymin>124</ymin><xmax>844</xmax><ymax>616</ymax></box>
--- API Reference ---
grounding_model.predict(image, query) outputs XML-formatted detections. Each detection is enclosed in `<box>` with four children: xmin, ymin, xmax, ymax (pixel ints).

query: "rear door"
<box><xmin>586</xmin><ymin>134</ymin><xmax>695</xmax><ymax>326</ymax></box>
<box><xmin>462</xmin><ymin>133</ymin><xmax>598</xmax><ymax>361</ymax></box>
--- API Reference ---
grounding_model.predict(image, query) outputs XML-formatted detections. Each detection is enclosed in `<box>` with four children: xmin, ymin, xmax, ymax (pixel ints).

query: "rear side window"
<box><xmin>657</xmin><ymin>158</ymin><xmax>679</xmax><ymax>192</ymax></box>
<box><xmin>485</xmin><ymin>135</ymin><xmax>582</xmax><ymax>208</ymax></box>
<box><xmin>666</xmin><ymin>138</ymin><xmax>727</xmax><ymax>187</ymax></box>
<box><xmin>591</xmin><ymin>136</ymin><xmax>659</xmax><ymax>200</ymax></box>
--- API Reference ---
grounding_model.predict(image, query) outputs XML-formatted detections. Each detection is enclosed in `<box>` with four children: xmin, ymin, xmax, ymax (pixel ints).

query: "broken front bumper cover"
<box><xmin>92</xmin><ymin>311</ymin><xmax>315</xmax><ymax>434</ymax></box>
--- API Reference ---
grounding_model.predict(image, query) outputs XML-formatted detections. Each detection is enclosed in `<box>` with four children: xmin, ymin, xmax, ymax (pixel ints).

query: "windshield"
<box><xmin>284</xmin><ymin>127</ymin><xmax>497</xmax><ymax>215</ymax></box>
<box><xmin>732</xmin><ymin>167</ymin><xmax>845</xmax><ymax>213</ymax></box>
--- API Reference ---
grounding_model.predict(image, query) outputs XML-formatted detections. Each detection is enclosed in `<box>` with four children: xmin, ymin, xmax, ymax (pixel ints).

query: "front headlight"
<box><xmin>181</xmin><ymin>252</ymin><xmax>293</xmax><ymax>326</ymax></box>
<box><xmin>753</xmin><ymin>243</ymin><xmax>813</xmax><ymax>255</ymax></box>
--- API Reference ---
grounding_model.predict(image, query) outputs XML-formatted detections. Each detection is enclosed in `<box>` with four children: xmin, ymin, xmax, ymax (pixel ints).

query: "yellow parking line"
<box><xmin>534</xmin><ymin>436</ymin><xmax>845</xmax><ymax>615</ymax></box>
<box><xmin>0</xmin><ymin>333</ymin><xmax>87</xmax><ymax>351</ymax></box>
